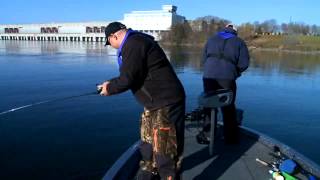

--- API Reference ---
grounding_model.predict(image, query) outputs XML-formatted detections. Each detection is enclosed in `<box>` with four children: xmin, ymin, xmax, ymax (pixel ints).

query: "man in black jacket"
<box><xmin>201</xmin><ymin>24</ymin><xmax>249</xmax><ymax>144</ymax></box>
<box><xmin>98</xmin><ymin>22</ymin><xmax>185</xmax><ymax>180</ymax></box>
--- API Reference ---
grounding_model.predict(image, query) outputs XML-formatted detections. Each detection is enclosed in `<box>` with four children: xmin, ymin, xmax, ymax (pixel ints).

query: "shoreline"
<box><xmin>248</xmin><ymin>46</ymin><xmax>320</xmax><ymax>55</ymax></box>
<box><xmin>160</xmin><ymin>42</ymin><xmax>320</xmax><ymax>55</ymax></box>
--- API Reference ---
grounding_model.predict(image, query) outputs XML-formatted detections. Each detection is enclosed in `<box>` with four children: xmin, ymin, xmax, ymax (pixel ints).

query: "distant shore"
<box><xmin>248</xmin><ymin>35</ymin><xmax>320</xmax><ymax>54</ymax></box>
<box><xmin>161</xmin><ymin>35</ymin><xmax>320</xmax><ymax>55</ymax></box>
<box><xmin>248</xmin><ymin>46</ymin><xmax>320</xmax><ymax>54</ymax></box>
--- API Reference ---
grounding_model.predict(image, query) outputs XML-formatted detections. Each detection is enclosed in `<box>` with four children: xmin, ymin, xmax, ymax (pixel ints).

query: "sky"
<box><xmin>1</xmin><ymin>0</ymin><xmax>319</xmax><ymax>26</ymax></box>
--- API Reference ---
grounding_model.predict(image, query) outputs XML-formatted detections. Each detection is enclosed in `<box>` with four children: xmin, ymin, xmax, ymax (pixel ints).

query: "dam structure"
<box><xmin>0</xmin><ymin>5</ymin><xmax>185</xmax><ymax>43</ymax></box>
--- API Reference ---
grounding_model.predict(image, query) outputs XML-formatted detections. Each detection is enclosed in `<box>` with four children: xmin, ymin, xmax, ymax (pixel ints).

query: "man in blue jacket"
<box><xmin>98</xmin><ymin>22</ymin><xmax>185</xmax><ymax>180</ymax></box>
<box><xmin>201</xmin><ymin>24</ymin><xmax>249</xmax><ymax>144</ymax></box>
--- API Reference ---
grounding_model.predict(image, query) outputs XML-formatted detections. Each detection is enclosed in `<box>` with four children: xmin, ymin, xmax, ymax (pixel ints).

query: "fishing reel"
<box><xmin>185</xmin><ymin>108</ymin><xmax>213</xmax><ymax>144</ymax></box>
<box><xmin>96</xmin><ymin>84</ymin><xmax>103</xmax><ymax>94</ymax></box>
<box><xmin>184</xmin><ymin>108</ymin><xmax>207</xmax><ymax>122</ymax></box>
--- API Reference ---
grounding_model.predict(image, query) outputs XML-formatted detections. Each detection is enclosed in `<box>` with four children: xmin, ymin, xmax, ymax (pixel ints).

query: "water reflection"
<box><xmin>2</xmin><ymin>41</ymin><xmax>320</xmax><ymax>78</ymax></box>
<box><xmin>250</xmin><ymin>51</ymin><xmax>320</xmax><ymax>76</ymax></box>
<box><xmin>0</xmin><ymin>41</ymin><xmax>320</xmax><ymax>179</ymax></box>
<box><xmin>165</xmin><ymin>45</ymin><xmax>203</xmax><ymax>72</ymax></box>
<box><xmin>0</xmin><ymin>40</ymin><xmax>116</xmax><ymax>56</ymax></box>
<box><xmin>165</xmin><ymin>46</ymin><xmax>320</xmax><ymax>78</ymax></box>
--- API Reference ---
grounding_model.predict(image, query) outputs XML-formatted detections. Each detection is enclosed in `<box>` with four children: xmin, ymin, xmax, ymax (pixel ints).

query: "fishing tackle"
<box><xmin>0</xmin><ymin>85</ymin><xmax>102</xmax><ymax>116</ymax></box>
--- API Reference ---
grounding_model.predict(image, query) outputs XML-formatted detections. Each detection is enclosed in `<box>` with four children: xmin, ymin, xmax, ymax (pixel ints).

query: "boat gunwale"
<box><xmin>102</xmin><ymin>124</ymin><xmax>320</xmax><ymax>179</ymax></box>
<box><xmin>102</xmin><ymin>141</ymin><xmax>142</xmax><ymax>180</ymax></box>
<box><xmin>240</xmin><ymin>125</ymin><xmax>320</xmax><ymax>178</ymax></box>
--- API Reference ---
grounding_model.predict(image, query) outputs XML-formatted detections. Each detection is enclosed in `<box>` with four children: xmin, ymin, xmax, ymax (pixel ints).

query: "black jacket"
<box><xmin>203</xmin><ymin>27</ymin><xmax>250</xmax><ymax>80</ymax></box>
<box><xmin>107</xmin><ymin>32</ymin><xmax>185</xmax><ymax>110</ymax></box>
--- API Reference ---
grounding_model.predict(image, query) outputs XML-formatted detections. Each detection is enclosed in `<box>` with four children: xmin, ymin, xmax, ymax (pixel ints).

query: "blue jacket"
<box><xmin>203</xmin><ymin>27</ymin><xmax>250</xmax><ymax>80</ymax></box>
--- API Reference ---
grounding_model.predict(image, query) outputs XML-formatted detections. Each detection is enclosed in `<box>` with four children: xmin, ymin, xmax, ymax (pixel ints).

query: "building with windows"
<box><xmin>0</xmin><ymin>22</ymin><xmax>108</xmax><ymax>42</ymax></box>
<box><xmin>0</xmin><ymin>5</ymin><xmax>185</xmax><ymax>42</ymax></box>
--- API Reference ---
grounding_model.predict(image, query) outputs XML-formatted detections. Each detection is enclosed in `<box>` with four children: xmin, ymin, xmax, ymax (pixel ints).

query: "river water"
<box><xmin>0</xmin><ymin>41</ymin><xmax>319</xmax><ymax>179</ymax></box>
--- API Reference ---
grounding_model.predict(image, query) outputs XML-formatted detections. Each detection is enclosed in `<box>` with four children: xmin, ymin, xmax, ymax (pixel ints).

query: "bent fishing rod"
<box><xmin>0</xmin><ymin>86</ymin><xmax>103</xmax><ymax>116</ymax></box>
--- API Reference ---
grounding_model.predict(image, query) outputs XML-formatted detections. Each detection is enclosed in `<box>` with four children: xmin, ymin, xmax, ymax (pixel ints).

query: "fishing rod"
<box><xmin>0</xmin><ymin>87</ymin><xmax>102</xmax><ymax>116</ymax></box>
<box><xmin>256</xmin><ymin>158</ymin><xmax>280</xmax><ymax>172</ymax></box>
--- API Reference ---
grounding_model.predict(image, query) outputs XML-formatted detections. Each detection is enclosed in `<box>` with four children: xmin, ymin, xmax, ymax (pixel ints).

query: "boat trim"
<box><xmin>102</xmin><ymin>141</ymin><xmax>142</xmax><ymax>180</ymax></box>
<box><xmin>103</xmin><ymin>125</ymin><xmax>320</xmax><ymax>179</ymax></box>
<box><xmin>240</xmin><ymin>125</ymin><xmax>320</xmax><ymax>178</ymax></box>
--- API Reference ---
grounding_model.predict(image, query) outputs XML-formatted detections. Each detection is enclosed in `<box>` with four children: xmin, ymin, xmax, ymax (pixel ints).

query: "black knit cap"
<box><xmin>104</xmin><ymin>22</ymin><xmax>126</xmax><ymax>46</ymax></box>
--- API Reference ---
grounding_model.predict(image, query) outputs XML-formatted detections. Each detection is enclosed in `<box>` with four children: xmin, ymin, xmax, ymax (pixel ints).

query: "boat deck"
<box><xmin>103</xmin><ymin>121</ymin><xmax>320</xmax><ymax>180</ymax></box>
<box><xmin>182</xmin><ymin>122</ymin><xmax>272</xmax><ymax>180</ymax></box>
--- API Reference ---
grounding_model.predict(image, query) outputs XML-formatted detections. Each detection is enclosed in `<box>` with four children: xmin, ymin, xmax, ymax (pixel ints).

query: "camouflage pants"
<box><xmin>139</xmin><ymin>102</ymin><xmax>185</xmax><ymax>180</ymax></box>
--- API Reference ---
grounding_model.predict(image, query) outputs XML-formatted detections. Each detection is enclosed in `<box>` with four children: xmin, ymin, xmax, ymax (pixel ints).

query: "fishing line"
<box><xmin>0</xmin><ymin>90</ymin><xmax>101</xmax><ymax>116</ymax></box>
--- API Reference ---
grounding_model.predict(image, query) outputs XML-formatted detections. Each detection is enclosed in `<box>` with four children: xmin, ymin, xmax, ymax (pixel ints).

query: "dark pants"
<box><xmin>138</xmin><ymin>101</ymin><xmax>185</xmax><ymax>180</ymax></box>
<box><xmin>203</xmin><ymin>78</ymin><xmax>239</xmax><ymax>143</ymax></box>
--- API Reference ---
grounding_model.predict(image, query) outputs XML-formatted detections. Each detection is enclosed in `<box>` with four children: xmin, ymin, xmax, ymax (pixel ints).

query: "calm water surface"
<box><xmin>0</xmin><ymin>41</ymin><xmax>319</xmax><ymax>179</ymax></box>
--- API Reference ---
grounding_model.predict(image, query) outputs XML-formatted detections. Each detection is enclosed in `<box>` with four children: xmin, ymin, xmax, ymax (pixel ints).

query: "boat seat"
<box><xmin>198</xmin><ymin>89</ymin><xmax>233</xmax><ymax>155</ymax></box>
<box><xmin>198</xmin><ymin>89</ymin><xmax>233</xmax><ymax>108</ymax></box>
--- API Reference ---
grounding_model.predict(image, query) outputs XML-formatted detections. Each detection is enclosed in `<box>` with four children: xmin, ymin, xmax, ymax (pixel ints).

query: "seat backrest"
<box><xmin>198</xmin><ymin>89</ymin><xmax>233</xmax><ymax>108</ymax></box>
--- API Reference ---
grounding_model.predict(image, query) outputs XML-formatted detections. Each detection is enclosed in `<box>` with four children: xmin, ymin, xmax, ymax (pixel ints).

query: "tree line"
<box><xmin>160</xmin><ymin>16</ymin><xmax>320</xmax><ymax>45</ymax></box>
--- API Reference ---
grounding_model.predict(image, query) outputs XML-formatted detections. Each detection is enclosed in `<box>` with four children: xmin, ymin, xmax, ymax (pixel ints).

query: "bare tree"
<box><xmin>238</xmin><ymin>23</ymin><xmax>255</xmax><ymax>40</ymax></box>
<box><xmin>260</xmin><ymin>19</ymin><xmax>279</xmax><ymax>34</ymax></box>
